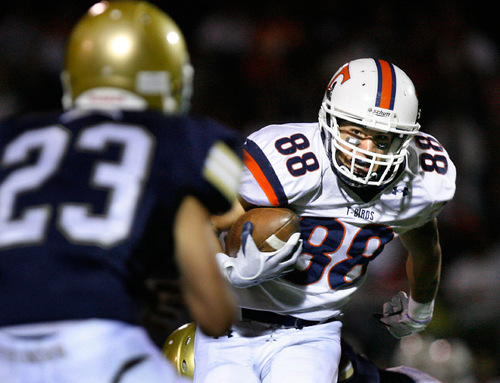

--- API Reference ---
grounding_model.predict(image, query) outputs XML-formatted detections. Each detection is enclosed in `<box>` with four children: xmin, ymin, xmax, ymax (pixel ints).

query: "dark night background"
<box><xmin>0</xmin><ymin>1</ymin><xmax>498</xmax><ymax>381</ymax></box>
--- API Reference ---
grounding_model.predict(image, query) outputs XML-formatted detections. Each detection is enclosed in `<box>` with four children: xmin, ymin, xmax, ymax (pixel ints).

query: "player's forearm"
<box><xmin>406</xmin><ymin>248</ymin><xmax>441</xmax><ymax>303</ymax></box>
<box><xmin>181</xmin><ymin>231</ymin><xmax>236</xmax><ymax>335</ymax></box>
<box><xmin>182</xmin><ymin>272</ymin><xmax>236</xmax><ymax>336</ymax></box>
<box><xmin>400</xmin><ymin>218</ymin><xmax>442</xmax><ymax>303</ymax></box>
<box><xmin>175</xmin><ymin>196</ymin><xmax>237</xmax><ymax>336</ymax></box>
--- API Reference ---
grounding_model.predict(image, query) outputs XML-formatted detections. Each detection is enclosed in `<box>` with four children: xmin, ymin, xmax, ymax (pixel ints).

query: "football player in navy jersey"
<box><xmin>0</xmin><ymin>1</ymin><xmax>244</xmax><ymax>382</ymax></box>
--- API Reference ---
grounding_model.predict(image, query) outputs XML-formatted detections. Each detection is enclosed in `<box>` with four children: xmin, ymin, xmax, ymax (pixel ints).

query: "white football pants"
<box><xmin>194</xmin><ymin>320</ymin><xmax>342</xmax><ymax>383</ymax></box>
<box><xmin>0</xmin><ymin>319</ymin><xmax>189</xmax><ymax>383</ymax></box>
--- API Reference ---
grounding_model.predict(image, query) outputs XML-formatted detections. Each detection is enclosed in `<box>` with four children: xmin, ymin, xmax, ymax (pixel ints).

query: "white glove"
<box><xmin>216</xmin><ymin>222</ymin><xmax>303</xmax><ymax>288</ymax></box>
<box><xmin>375</xmin><ymin>291</ymin><xmax>434</xmax><ymax>338</ymax></box>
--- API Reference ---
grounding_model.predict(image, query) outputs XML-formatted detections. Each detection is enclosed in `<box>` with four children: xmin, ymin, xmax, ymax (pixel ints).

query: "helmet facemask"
<box><xmin>321</xmin><ymin>110</ymin><xmax>410</xmax><ymax>187</ymax></box>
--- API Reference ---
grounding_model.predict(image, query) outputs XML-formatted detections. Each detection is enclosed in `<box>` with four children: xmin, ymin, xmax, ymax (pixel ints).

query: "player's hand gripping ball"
<box><xmin>225</xmin><ymin>208</ymin><xmax>300</xmax><ymax>257</ymax></box>
<box><xmin>217</xmin><ymin>207</ymin><xmax>303</xmax><ymax>287</ymax></box>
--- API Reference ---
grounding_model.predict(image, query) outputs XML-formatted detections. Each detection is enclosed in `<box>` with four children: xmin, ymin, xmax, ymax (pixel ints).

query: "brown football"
<box><xmin>225</xmin><ymin>208</ymin><xmax>300</xmax><ymax>257</ymax></box>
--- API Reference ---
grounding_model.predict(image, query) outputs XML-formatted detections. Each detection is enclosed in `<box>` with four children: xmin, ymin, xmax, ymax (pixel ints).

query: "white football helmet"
<box><xmin>319</xmin><ymin>58</ymin><xmax>421</xmax><ymax>187</ymax></box>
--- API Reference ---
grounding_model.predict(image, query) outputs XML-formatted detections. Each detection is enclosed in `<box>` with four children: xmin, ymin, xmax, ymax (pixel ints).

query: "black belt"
<box><xmin>241</xmin><ymin>308</ymin><xmax>337</xmax><ymax>329</ymax></box>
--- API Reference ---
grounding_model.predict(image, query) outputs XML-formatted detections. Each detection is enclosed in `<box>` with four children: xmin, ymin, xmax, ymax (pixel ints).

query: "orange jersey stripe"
<box><xmin>244</xmin><ymin>149</ymin><xmax>280</xmax><ymax>206</ymax></box>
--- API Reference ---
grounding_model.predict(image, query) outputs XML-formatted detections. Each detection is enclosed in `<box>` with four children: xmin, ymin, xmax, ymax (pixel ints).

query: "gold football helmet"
<box><xmin>163</xmin><ymin>322</ymin><xmax>196</xmax><ymax>378</ymax></box>
<box><xmin>62</xmin><ymin>1</ymin><xmax>193</xmax><ymax>114</ymax></box>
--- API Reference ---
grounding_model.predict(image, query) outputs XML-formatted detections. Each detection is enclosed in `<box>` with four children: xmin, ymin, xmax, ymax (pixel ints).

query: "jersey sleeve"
<box><xmin>202</xmin><ymin>140</ymin><xmax>242</xmax><ymax>209</ymax></box>
<box><xmin>240</xmin><ymin>135</ymin><xmax>288</xmax><ymax>206</ymax></box>
<box><xmin>239</xmin><ymin>123</ymin><xmax>323</xmax><ymax>207</ymax></box>
<box><xmin>186</xmin><ymin>118</ymin><xmax>243</xmax><ymax>215</ymax></box>
<box><xmin>407</xmin><ymin>132</ymin><xmax>456</xmax><ymax>221</ymax></box>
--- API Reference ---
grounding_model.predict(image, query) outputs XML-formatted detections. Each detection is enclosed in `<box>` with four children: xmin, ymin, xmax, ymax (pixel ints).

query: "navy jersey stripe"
<box><xmin>388</xmin><ymin>62</ymin><xmax>397</xmax><ymax>110</ymax></box>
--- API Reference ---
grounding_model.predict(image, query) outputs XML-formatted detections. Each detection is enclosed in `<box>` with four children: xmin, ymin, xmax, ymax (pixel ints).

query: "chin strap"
<box><xmin>320</xmin><ymin>129</ymin><xmax>337</xmax><ymax>171</ymax></box>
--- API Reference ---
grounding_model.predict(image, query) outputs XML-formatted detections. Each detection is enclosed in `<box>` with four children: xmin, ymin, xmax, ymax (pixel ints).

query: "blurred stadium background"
<box><xmin>0</xmin><ymin>1</ymin><xmax>498</xmax><ymax>381</ymax></box>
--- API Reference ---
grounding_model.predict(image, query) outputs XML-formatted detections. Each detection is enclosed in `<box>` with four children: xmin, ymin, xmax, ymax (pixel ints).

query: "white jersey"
<box><xmin>236</xmin><ymin>122</ymin><xmax>456</xmax><ymax>321</ymax></box>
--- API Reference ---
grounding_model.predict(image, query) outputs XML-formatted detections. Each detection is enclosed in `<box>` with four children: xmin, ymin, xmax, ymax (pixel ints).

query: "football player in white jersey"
<box><xmin>194</xmin><ymin>58</ymin><xmax>456</xmax><ymax>382</ymax></box>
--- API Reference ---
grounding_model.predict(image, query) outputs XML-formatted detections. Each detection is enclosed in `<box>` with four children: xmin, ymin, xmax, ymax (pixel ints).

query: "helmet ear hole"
<box><xmin>163</xmin><ymin>322</ymin><xmax>196</xmax><ymax>378</ymax></box>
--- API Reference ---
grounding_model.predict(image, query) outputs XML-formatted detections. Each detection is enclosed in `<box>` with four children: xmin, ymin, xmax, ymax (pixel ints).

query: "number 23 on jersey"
<box><xmin>0</xmin><ymin>123</ymin><xmax>153</xmax><ymax>249</ymax></box>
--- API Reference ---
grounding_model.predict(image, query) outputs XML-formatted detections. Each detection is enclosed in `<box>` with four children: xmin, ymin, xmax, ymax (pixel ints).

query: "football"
<box><xmin>225</xmin><ymin>208</ymin><xmax>300</xmax><ymax>257</ymax></box>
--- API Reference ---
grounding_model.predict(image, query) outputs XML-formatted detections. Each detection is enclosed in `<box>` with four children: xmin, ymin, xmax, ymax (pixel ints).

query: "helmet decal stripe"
<box><xmin>375</xmin><ymin>59</ymin><xmax>397</xmax><ymax>110</ymax></box>
<box><xmin>326</xmin><ymin>64</ymin><xmax>351</xmax><ymax>91</ymax></box>
<box><xmin>243</xmin><ymin>140</ymin><xmax>288</xmax><ymax>206</ymax></box>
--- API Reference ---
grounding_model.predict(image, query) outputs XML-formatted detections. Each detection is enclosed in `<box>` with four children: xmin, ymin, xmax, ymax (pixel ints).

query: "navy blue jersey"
<box><xmin>0</xmin><ymin>109</ymin><xmax>243</xmax><ymax>327</ymax></box>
